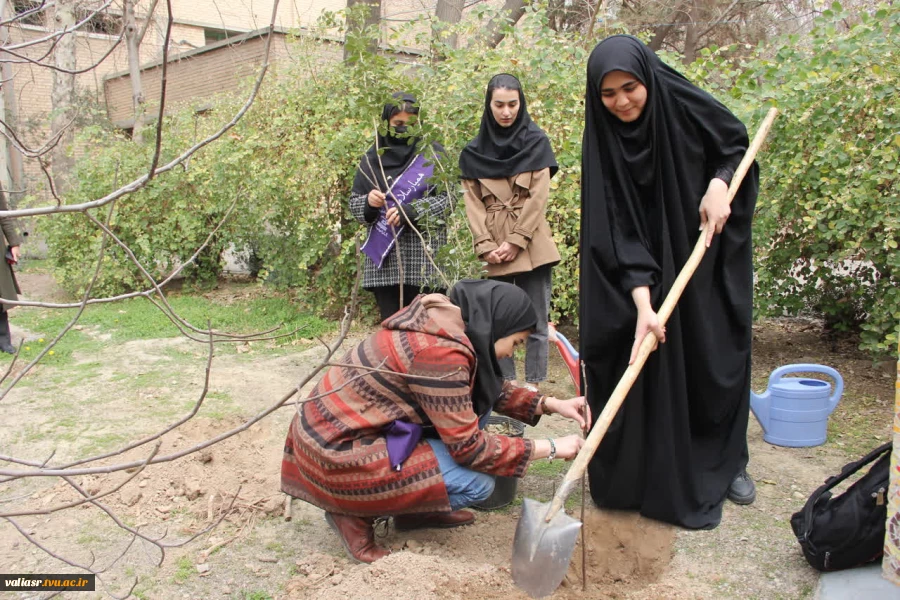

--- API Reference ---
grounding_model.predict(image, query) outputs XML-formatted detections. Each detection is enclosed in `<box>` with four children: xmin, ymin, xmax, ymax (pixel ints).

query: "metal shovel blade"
<box><xmin>512</xmin><ymin>498</ymin><xmax>582</xmax><ymax>598</ymax></box>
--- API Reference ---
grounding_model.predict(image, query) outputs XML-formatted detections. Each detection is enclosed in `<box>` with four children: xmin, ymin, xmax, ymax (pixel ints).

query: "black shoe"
<box><xmin>0</xmin><ymin>341</ymin><xmax>14</xmax><ymax>354</ymax></box>
<box><xmin>727</xmin><ymin>470</ymin><xmax>756</xmax><ymax>505</ymax></box>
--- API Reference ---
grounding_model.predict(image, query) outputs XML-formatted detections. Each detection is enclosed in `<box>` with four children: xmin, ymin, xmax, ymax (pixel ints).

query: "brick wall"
<box><xmin>1</xmin><ymin>0</ymin><xmax>343</xmax><ymax>195</ymax></box>
<box><xmin>102</xmin><ymin>31</ymin><xmax>343</xmax><ymax>126</ymax></box>
<box><xmin>2</xmin><ymin>0</ymin><xmax>507</xmax><ymax>198</ymax></box>
<box><xmin>2</xmin><ymin>25</ymin><xmax>144</xmax><ymax>187</ymax></box>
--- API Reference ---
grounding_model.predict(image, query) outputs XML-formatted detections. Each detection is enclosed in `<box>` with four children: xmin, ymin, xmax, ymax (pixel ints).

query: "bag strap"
<box><xmin>825</xmin><ymin>441</ymin><xmax>892</xmax><ymax>486</ymax></box>
<box><xmin>798</xmin><ymin>442</ymin><xmax>892</xmax><ymax>550</ymax></box>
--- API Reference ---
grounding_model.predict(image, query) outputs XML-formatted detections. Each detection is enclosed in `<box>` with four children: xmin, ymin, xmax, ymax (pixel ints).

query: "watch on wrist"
<box><xmin>547</xmin><ymin>438</ymin><xmax>557</xmax><ymax>461</ymax></box>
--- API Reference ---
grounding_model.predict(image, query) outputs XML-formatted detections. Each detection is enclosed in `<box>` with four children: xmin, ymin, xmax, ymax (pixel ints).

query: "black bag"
<box><xmin>790</xmin><ymin>442</ymin><xmax>891</xmax><ymax>571</ymax></box>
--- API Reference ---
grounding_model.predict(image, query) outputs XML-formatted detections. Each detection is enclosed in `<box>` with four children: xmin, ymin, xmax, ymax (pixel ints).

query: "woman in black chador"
<box><xmin>580</xmin><ymin>35</ymin><xmax>759</xmax><ymax>529</ymax></box>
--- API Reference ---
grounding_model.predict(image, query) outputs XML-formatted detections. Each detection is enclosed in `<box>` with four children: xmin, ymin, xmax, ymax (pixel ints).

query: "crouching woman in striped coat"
<box><xmin>281</xmin><ymin>280</ymin><xmax>591</xmax><ymax>563</ymax></box>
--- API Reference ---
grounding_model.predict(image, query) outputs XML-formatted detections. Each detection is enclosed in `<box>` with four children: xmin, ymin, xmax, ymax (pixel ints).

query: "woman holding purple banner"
<box><xmin>349</xmin><ymin>93</ymin><xmax>452</xmax><ymax>321</ymax></box>
<box><xmin>459</xmin><ymin>74</ymin><xmax>560</xmax><ymax>390</ymax></box>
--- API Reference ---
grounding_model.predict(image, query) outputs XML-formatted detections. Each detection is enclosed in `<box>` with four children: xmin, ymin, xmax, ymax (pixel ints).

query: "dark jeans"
<box><xmin>491</xmin><ymin>264</ymin><xmax>552</xmax><ymax>383</ymax></box>
<box><xmin>369</xmin><ymin>285</ymin><xmax>445</xmax><ymax>321</ymax></box>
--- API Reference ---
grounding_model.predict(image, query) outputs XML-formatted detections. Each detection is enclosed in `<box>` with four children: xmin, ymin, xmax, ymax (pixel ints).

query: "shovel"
<box><xmin>512</xmin><ymin>107</ymin><xmax>779</xmax><ymax>599</ymax></box>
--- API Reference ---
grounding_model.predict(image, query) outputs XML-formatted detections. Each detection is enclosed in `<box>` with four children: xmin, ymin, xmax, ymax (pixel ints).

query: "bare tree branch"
<box><xmin>0</xmin><ymin>113</ymin><xmax>73</xmax><ymax>159</ymax></box>
<box><xmin>2</xmin><ymin>196</ymin><xmax>241</xmax><ymax>310</ymax></box>
<box><xmin>1</xmin><ymin>30</ymin><xmax>277</xmax><ymax>218</ymax></box>
<box><xmin>0</xmin><ymin>267</ymin><xmax>357</xmax><ymax>478</ymax></box>
<box><xmin>136</xmin><ymin>0</ymin><xmax>161</xmax><ymax>44</ymax></box>
<box><xmin>1</xmin><ymin>442</ymin><xmax>161</xmax><ymax>517</ymax></box>
<box><xmin>0</xmin><ymin>33</ymin><xmax>123</xmax><ymax>74</ymax></box>
<box><xmin>147</xmin><ymin>0</ymin><xmax>173</xmax><ymax>179</ymax></box>
<box><xmin>3</xmin><ymin>517</ymin><xmax>138</xmax><ymax>599</ymax></box>
<box><xmin>0</xmin><ymin>0</ymin><xmax>51</xmax><ymax>28</ymax></box>
<box><xmin>2</xmin><ymin>0</ymin><xmax>115</xmax><ymax>51</ymax></box>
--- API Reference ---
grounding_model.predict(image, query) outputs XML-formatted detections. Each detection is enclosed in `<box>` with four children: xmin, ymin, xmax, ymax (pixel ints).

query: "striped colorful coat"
<box><xmin>281</xmin><ymin>294</ymin><xmax>541</xmax><ymax>516</ymax></box>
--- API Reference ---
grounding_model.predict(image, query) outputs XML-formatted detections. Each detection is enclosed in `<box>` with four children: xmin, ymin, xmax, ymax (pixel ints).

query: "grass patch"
<box><xmin>827</xmin><ymin>392</ymin><xmax>892</xmax><ymax>457</ymax></box>
<box><xmin>172</xmin><ymin>556</ymin><xmax>193</xmax><ymax>583</ymax></box>
<box><xmin>527</xmin><ymin>460</ymin><xmax>568</xmax><ymax>478</ymax></box>
<box><xmin>132</xmin><ymin>581</ymin><xmax>153</xmax><ymax>600</ymax></box>
<box><xmin>79</xmin><ymin>432</ymin><xmax>131</xmax><ymax>455</ymax></box>
<box><xmin>264</xmin><ymin>540</ymin><xmax>285</xmax><ymax>554</ymax></box>
<box><xmin>76</xmin><ymin>530</ymin><xmax>103</xmax><ymax>545</ymax></box>
<box><xmin>242</xmin><ymin>591</ymin><xmax>274</xmax><ymax>600</ymax></box>
<box><xmin>4</xmin><ymin>292</ymin><xmax>335</xmax><ymax>367</ymax></box>
<box><xmin>203</xmin><ymin>390</ymin><xmax>242</xmax><ymax>420</ymax></box>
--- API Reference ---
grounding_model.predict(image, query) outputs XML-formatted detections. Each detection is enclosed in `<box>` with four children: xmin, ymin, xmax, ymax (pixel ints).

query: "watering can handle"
<box><xmin>768</xmin><ymin>363</ymin><xmax>844</xmax><ymax>409</ymax></box>
<box><xmin>542</xmin><ymin>107</ymin><xmax>780</xmax><ymax>523</ymax></box>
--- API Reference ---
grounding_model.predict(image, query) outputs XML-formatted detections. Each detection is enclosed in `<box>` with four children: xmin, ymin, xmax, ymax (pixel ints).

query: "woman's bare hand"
<box><xmin>493</xmin><ymin>241</ymin><xmax>521</xmax><ymax>262</ymax></box>
<box><xmin>553</xmin><ymin>434</ymin><xmax>585</xmax><ymax>460</ymax></box>
<box><xmin>386</xmin><ymin>206</ymin><xmax>402</xmax><ymax>227</ymax></box>
<box><xmin>699</xmin><ymin>178</ymin><xmax>730</xmax><ymax>247</ymax></box>
<box><xmin>544</xmin><ymin>396</ymin><xmax>592</xmax><ymax>432</ymax></box>
<box><xmin>630</xmin><ymin>306</ymin><xmax>665</xmax><ymax>365</ymax></box>
<box><xmin>367</xmin><ymin>189</ymin><xmax>386</xmax><ymax>208</ymax></box>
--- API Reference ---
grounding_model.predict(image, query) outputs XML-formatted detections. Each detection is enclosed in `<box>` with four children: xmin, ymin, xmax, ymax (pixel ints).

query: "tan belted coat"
<box><xmin>461</xmin><ymin>167</ymin><xmax>560</xmax><ymax>277</ymax></box>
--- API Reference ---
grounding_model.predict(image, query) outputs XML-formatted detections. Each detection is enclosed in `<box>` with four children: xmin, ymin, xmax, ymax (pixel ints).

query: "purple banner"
<box><xmin>361</xmin><ymin>154</ymin><xmax>434</xmax><ymax>269</ymax></box>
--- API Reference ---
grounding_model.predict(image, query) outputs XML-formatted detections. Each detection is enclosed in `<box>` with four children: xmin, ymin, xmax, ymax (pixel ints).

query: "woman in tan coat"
<box><xmin>0</xmin><ymin>190</ymin><xmax>23</xmax><ymax>354</ymax></box>
<box><xmin>458</xmin><ymin>74</ymin><xmax>560</xmax><ymax>388</ymax></box>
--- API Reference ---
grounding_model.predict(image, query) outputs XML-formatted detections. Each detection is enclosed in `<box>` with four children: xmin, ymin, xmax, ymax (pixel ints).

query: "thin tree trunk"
<box><xmin>124</xmin><ymin>0</ymin><xmax>145</xmax><ymax>143</ymax></box>
<box><xmin>343</xmin><ymin>0</ymin><xmax>381</xmax><ymax>61</ymax></box>
<box><xmin>473</xmin><ymin>0</ymin><xmax>528</xmax><ymax>49</ymax></box>
<box><xmin>434</xmin><ymin>0</ymin><xmax>464</xmax><ymax>49</ymax></box>
<box><xmin>648</xmin><ymin>2</ymin><xmax>686</xmax><ymax>51</ymax></box>
<box><xmin>0</xmin><ymin>0</ymin><xmax>25</xmax><ymax>207</ymax></box>
<box><xmin>647</xmin><ymin>23</ymin><xmax>675</xmax><ymax>50</ymax></box>
<box><xmin>50</xmin><ymin>0</ymin><xmax>76</xmax><ymax>194</ymax></box>
<box><xmin>682</xmin><ymin>0</ymin><xmax>700</xmax><ymax>64</ymax></box>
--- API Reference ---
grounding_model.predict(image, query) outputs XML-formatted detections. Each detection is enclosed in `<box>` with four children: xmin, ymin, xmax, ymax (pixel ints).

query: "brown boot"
<box><xmin>324</xmin><ymin>513</ymin><xmax>390</xmax><ymax>564</ymax></box>
<box><xmin>394</xmin><ymin>510</ymin><xmax>476</xmax><ymax>531</ymax></box>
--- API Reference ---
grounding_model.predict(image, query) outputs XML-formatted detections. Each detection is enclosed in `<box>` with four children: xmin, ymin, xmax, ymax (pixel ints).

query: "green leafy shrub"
<box><xmin>685</xmin><ymin>3</ymin><xmax>899</xmax><ymax>352</ymax></box>
<box><xmin>47</xmin><ymin>2</ymin><xmax>899</xmax><ymax>351</ymax></box>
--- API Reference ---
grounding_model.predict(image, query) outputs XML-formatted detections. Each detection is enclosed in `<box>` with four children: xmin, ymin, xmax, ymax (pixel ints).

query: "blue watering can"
<box><xmin>750</xmin><ymin>364</ymin><xmax>844</xmax><ymax>448</ymax></box>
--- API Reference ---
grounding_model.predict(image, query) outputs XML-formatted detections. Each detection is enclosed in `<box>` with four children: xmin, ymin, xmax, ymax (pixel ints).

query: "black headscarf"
<box><xmin>581</xmin><ymin>34</ymin><xmax>754</xmax><ymax>309</ymax></box>
<box><xmin>458</xmin><ymin>74</ymin><xmax>558</xmax><ymax>180</ymax></box>
<box><xmin>351</xmin><ymin>92</ymin><xmax>443</xmax><ymax>195</ymax></box>
<box><xmin>448</xmin><ymin>280</ymin><xmax>538</xmax><ymax>417</ymax></box>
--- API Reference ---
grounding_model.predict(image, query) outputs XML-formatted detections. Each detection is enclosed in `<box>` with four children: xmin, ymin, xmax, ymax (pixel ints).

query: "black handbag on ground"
<box><xmin>790</xmin><ymin>442</ymin><xmax>891</xmax><ymax>571</ymax></box>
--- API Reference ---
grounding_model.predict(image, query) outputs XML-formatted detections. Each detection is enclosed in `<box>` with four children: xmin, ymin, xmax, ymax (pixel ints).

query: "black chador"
<box><xmin>579</xmin><ymin>35</ymin><xmax>759</xmax><ymax>529</ymax></box>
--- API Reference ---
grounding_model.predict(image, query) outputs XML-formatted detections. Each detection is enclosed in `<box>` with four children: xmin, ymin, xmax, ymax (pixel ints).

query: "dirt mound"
<box><xmin>559</xmin><ymin>508</ymin><xmax>675</xmax><ymax>596</ymax></box>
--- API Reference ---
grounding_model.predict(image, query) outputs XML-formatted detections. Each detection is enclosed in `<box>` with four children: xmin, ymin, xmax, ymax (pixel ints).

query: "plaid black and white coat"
<box><xmin>348</xmin><ymin>185</ymin><xmax>453</xmax><ymax>289</ymax></box>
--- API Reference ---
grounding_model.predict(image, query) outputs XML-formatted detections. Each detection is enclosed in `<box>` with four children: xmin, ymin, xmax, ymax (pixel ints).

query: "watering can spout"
<box><xmin>750</xmin><ymin>390</ymin><xmax>771</xmax><ymax>434</ymax></box>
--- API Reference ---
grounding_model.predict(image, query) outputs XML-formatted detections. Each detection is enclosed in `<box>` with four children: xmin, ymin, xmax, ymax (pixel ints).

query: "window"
<box><xmin>11</xmin><ymin>0</ymin><xmax>47</xmax><ymax>27</ymax></box>
<box><xmin>10</xmin><ymin>0</ymin><xmax>123</xmax><ymax>35</ymax></box>
<box><xmin>204</xmin><ymin>28</ymin><xmax>243</xmax><ymax>46</ymax></box>
<box><xmin>77</xmin><ymin>6</ymin><xmax>123</xmax><ymax>36</ymax></box>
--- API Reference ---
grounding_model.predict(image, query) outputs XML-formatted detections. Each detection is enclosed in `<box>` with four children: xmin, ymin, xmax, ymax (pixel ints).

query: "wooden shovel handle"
<box><xmin>543</xmin><ymin>107</ymin><xmax>779</xmax><ymax>522</ymax></box>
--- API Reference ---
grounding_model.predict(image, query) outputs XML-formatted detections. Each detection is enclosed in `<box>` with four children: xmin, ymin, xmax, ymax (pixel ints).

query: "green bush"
<box><xmin>686</xmin><ymin>3</ymin><xmax>899</xmax><ymax>352</ymax></box>
<box><xmin>43</xmin><ymin>110</ymin><xmax>242</xmax><ymax>296</ymax></box>
<box><xmin>46</xmin><ymin>2</ymin><xmax>899</xmax><ymax>351</ymax></box>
